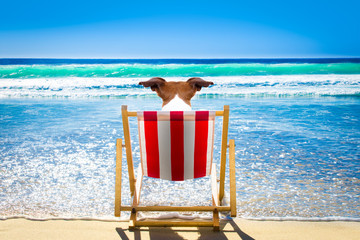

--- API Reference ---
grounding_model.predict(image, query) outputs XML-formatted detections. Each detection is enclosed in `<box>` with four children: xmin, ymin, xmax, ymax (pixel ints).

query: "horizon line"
<box><xmin>1</xmin><ymin>57</ymin><xmax>360</xmax><ymax>60</ymax></box>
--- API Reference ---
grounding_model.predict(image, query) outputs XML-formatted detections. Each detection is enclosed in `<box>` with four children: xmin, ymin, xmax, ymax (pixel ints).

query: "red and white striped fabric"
<box><xmin>137</xmin><ymin>111</ymin><xmax>216</xmax><ymax>181</ymax></box>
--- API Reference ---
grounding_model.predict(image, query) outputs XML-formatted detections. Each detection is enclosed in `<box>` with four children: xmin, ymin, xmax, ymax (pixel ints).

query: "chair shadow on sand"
<box><xmin>115</xmin><ymin>220</ymin><xmax>254</xmax><ymax>240</ymax></box>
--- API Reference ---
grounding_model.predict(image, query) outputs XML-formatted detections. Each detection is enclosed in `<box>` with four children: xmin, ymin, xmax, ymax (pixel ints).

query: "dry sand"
<box><xmin>1</xmin><ymin>218</ymin><xmax>360</xmax><ymax>240</ymax></box>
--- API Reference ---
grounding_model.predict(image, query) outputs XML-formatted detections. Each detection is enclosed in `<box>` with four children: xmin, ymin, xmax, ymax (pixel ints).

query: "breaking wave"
<box><xmin>0</xmin><ymin>62</ymin><xmax>360</xmax><ymax>79</ymax></box>
<box><xmin>0</xmin><ymin>75</ymin><xmax>359</xmax><ymax>98</ymax></box>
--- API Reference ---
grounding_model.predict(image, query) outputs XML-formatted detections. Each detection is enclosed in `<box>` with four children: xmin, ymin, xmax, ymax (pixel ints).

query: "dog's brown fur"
<box><xmin>139</xmin><ymin>77</ymin><xmax>214</xmax><ymax>108</ymax></box>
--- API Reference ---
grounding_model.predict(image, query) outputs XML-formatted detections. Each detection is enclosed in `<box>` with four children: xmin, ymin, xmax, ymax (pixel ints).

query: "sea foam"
<box><xmin>0</xmin><ymin>75</ymin><xmax>359</xmax><ymax>98</ymax></box>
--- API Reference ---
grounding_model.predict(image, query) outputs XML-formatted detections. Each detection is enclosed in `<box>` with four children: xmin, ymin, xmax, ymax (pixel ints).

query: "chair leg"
<box><xmin>129</xmin><ymin>165</ymin><xmax>143</xmax><ymax>230</ymax></box>
<box><xmin>213</xmin><ymin>208</ymin><xmax>220</xmax><ymax>231</ymax></box>
<box><xmin>129</xmin><ymin>208</ymin><xmax>137</xmax><ymax>230</ymax></box>
<box><xmin>114</xmin><ymin>138</ymin><xmax>122</xmax><ymax>217</ymax></box>
<box><xmin>229</xmin><ymin>139</ymin><xmax>237</xmax><ymax>217</ymax></box>
<box><xmin>211</xmin><ymin>163</ymin><xmax>220</xmax><ymax>206</ymax></box>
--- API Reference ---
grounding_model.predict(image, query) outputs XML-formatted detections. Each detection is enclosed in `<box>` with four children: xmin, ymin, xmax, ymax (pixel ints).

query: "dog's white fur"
<box><xmin>162</xmin><ymin>95</ymin><xmax>192</xmax><ymax>111</ymax></box>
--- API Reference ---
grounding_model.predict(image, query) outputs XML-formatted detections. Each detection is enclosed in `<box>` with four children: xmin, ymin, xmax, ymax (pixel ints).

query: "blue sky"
<box><xmin>0</xmin><ymin>0</ymin><xmax>359</xmax><ymax>58</ymax></box>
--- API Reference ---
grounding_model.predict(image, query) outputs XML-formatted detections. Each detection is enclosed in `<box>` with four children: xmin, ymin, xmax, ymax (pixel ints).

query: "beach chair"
<box><xmin>114</xmin><ymin>105</ymin><xmax>236</xmax><ymax>231</ymax></box>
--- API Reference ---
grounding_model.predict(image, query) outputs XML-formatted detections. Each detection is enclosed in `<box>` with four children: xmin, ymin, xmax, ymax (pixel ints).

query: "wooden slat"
<box><xmin>134</xmin><ymin>221</ymin><xmax>213</xmax><ymax>227</ymax></box>
<box><xmin>229</xmin><ymin>139</ymin><xmax>237</xmax><ymax>217</ymax></box>
<box><xmin>127</xmin><ymin>112</ymin><xmax>137</xmax><ymax>117</ymax></box>
<box><xmin>121</xmin><ymin>105</ymin><xmax>135</xmax><ymax>196</ymax></box>
<box><xmin>114</xmin><ymin>138</ymin><xmax>122</xmax><ymax>217</ymax></box>
<box><xmin>120</xmin><ymin>206</ymin><xmax>231</xmax><ymax>212</ymax></box>
<box><xmin>215</xmin><ymin>111</ymin><xmax>224</xmax><ymax>116</ymax></box>
<box><xmin>219</xmin><ymin>105</ymin><xmax>230</xmax><ymax>201</ymax></box>
<box><xmin>211</xmin><ymin>163</ymin><xmax>219</xmax><ymax>206</ymax></box>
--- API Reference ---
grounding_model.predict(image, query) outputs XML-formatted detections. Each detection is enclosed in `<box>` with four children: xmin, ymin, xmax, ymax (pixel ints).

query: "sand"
<box><xmin>1</xmin><ymin>218</ymin><xmax>360</xmax><ymax>240</ymax></box>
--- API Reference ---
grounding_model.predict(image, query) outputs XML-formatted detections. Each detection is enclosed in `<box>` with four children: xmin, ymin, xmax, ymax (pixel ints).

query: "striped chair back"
<box><xmin>137</xmin><ymin>111</ymin><xmax>216</xmax><ymax>181</ymax></box>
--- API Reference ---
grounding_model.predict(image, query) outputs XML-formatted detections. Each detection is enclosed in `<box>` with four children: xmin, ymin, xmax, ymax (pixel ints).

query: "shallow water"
<box><xmin>1</xmin><ymin>58</ymin><xmax>359</xmax><ymax>220</ymax></box>
<box><xmin>1</xmin><ymin>96</ymin><xmax>359</xmax><ymax>220</ymax></box>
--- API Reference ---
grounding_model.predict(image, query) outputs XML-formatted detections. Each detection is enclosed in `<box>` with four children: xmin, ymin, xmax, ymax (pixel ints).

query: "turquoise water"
<box><xmin>0</xmin><ymin>59</ymin><xmax>359</xmax><ymax>220</ymax></box>
<box><xmin>1</xmin><ymin>62</ymin><xmax>360</xmax><ymax>78</ymax></box>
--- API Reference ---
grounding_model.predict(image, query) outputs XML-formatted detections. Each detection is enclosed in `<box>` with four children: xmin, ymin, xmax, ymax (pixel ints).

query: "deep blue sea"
<box><xmin>0</xmin><ymin>58</ymin><xmax>359</xmax><ymax>221</ymax></box>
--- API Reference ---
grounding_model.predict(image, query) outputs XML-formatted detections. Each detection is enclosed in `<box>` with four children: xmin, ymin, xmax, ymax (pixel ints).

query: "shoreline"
<box><xmin>1</xmin><ymin>218</ymin><xmax>360</xmax><ymax>240</ymax></box>
<box><xmin>2</xmin><ymin>215</ymin><xmax>360</xmax><ymax>222</ymax></box>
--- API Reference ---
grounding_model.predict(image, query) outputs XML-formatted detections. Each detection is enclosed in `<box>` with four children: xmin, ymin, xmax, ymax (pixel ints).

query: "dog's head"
<box><xmin>139</xmin><ymin>77</ymin><xmax>214</xmax><ymax>110</ymax></box>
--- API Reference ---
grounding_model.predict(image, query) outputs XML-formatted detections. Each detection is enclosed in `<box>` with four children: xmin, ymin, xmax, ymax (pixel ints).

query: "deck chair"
<box><xmin>114</xmin><ymin>105</ymin><xmax>236</xmax><ymax>231</ymax></box>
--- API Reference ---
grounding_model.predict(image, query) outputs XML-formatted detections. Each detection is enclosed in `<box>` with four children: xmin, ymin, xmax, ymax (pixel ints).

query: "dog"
<box><xmin>139</xmin><ymin>77</ymin><xmax>214</xmax><ymax>110</ymax></box>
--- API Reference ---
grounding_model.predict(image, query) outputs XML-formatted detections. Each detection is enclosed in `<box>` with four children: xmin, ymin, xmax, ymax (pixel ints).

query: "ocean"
<box><xmin>0</xmin><ymin>58</ymin><xmax>359</xmax><ymax>221</ymax></box>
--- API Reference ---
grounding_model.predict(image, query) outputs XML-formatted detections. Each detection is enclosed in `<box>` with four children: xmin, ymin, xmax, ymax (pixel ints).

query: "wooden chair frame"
<box><xmin>115</xmin><ymin>105</ymin><xmax>236</xmax><ymax>231</ymax></box>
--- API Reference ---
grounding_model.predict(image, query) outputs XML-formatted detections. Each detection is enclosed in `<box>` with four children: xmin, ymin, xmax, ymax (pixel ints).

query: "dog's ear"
<box><xmin>139</xmin><ymin>77</ymin><xmax>166</xmax><ymax>91</ymax></box>
<box><xmin>187</xmin><ymin>77</ymin><xmax>214</xmax><ymax>91</ymax></box>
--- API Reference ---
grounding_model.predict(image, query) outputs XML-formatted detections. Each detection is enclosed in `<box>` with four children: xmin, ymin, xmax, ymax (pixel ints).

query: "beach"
<box><xmin>1</xmin><ymin>59</ymin><xmax>360</xmax><ymax>238</ymax></box>
<box><xmin>2</xmin><ymin>0</ymin><xmax>360</xmax><ymax>236</ymax></box>
<box><xmin>1</xmin><ymin>218</ymin><xmax>360</xmax><ymax>240</ymax></box>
